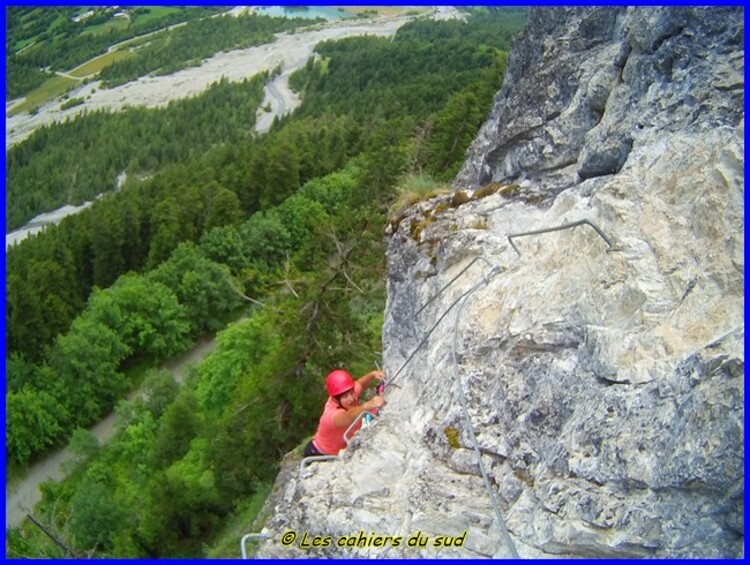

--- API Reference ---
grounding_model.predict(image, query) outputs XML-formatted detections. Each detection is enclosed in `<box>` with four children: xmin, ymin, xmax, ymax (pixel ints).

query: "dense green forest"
<box><xmin>6</xmin><ymin>6</ymin><xmax>227</xmax><ymax>99</ymax></box>
<box><xmin>7</xmin><ymin>11</ymin><xmax>326</xmax><ymax>231</ymax></box>
<box><xmin>97</xmin><ymin>13</ymin><xmax>324</xmax><ymax>88</ymax></box>
<box><xmin>6</xmin><ymin>73</ymin><xmax>270</xmax><ymax>232</ymax></box>
<box><xmin>5</xmin><ymin>7</ymin><xmax>527</xmax><ymax>557</ymax></box>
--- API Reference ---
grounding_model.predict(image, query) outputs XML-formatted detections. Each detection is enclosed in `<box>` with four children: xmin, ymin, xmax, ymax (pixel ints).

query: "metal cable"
<box><xmin>416</xmin><ymin>256</ymin><xmax>498</xmax><ymax>317</ymax></box>
<box><xmin>383</xmin><ymin>260</ymin><xmax>519</xmax><ymax>556</ymax></box>
<box><xmin>384</xmin><ymin>261</ymin><xmax>504</xmax><ymax>389</ymax></box>
<box><xmin>391</xmin><ymin>217</ymin><xmax>612</xmax><ymax>385</ymax></box>
<box><xmin>451</xmin><ymin>278</ymin><xmax>519</xmax><ymax>558</ymax></box>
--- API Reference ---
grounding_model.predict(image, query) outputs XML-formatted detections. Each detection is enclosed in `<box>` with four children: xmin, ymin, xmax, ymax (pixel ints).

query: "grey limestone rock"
<box><xmin>454</xmin><ymin>7</ymin><xmax>744</xmax><ymax>196</ymax></box>
<box><xmin>257</xmin><ymin>7</ymin><xmax>743</xmax><ymax>558</ymax></box>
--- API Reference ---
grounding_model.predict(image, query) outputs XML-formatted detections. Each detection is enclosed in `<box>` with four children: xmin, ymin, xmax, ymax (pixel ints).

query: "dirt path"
<box><xmin>4</xmin><ymin>335</ymin><xmax>219</xmax><ymax>530</ymax></box>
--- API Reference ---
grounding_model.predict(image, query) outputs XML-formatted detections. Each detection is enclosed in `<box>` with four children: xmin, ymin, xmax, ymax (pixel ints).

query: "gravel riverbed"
<box><xmin>6</xmin><ymin>14</ymin><xmax>414</xmax><ymax>148</ymax></box>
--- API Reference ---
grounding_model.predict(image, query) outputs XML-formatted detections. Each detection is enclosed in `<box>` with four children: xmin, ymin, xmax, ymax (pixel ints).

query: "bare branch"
<box><xmin>306</xmin><ymin>302</ymin><xmax>319</xmax><ymax>332</ymax></box>
<box><xmin>225</xmin><ymin>275</ymin><xmax>265</xmax><ymax>306</ymax></box>
<box><xmin>327</xmin><ymin>229</ymin><xmax>345</xmax><ymax>255</ymax></box>
<box><xmin>27</xmin><ymin>514</ymin><xmax>75</xmax><ymax>557</ymax></box>
<box><xmin>284</xmin><ymin>279</ymin><xmax>300</xmax><ymax>298</ymax></box>
<box><xmin>342</xmin><ymin>270</ymin><xmax>366</xmax><ymax>294</ymax></box>
<box><xmin>279</xmin><ymin>254</ymin><xmax>301</xmax><ymax>298</ymax></box>
<box><xmin>231</xmin><ymin>397</ymin><xmax>260</xmax><ymax>418</ymax></box>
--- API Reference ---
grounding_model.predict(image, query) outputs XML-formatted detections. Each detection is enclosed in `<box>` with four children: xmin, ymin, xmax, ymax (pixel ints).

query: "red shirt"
<box><xmin>312</xmin><ymin>381</ymin><xmax>364</xmax><ymax>455</ymax></box>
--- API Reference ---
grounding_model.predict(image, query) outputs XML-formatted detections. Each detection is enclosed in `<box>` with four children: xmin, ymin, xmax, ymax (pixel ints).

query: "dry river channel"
<box><xmin>5</xmin><ymin>12</ymin><xmax>415</xmax><ymax>248</ymax></box>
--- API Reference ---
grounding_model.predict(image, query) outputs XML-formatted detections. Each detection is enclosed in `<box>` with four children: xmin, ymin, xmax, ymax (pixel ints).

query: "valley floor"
<box><xmin>5</xmin><ymin>13</ymin><xmax>416</xmax><ymax>148</ymax></box>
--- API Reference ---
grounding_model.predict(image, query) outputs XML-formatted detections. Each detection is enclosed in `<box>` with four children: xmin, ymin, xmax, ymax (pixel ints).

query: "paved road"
<box><xmin>255</xmin><ymin>67</ymin><xmax>301</xmax><ymax>134</ymax></box>
<box><xmin>6</xmin><ymin>14</ymin><xmax>413</xmax><ymax>148</ymax></box>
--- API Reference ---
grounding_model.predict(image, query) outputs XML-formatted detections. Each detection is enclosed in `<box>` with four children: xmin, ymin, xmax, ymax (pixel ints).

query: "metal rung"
<box><xmin>344</xmin><ymin>409</ymin><xmax>378</xmax><ymax>446</ymax></box>
<box><xmin>299</xmin><ymin>454</ymin><xmax>341</xmax><ymax>473</ymax></box>
<box><xmin>508</xmin><ymin>219</ymin><xmax>613</xmax><ymax>255</ymax></box>
<box><xmin>240</xmin><ymin>532</ymin><xmax>269</xmax><ymax>559</ymax></box>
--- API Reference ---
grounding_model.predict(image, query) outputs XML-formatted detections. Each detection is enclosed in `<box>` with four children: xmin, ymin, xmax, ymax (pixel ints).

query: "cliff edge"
<box><xmin>256</xmin><ymin>7</ymin><xmax>744</xmax><ymax>558</ymax></box>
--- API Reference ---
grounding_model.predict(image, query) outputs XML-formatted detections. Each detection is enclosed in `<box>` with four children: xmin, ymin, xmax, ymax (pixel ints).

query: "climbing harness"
<box><xmin>242</xmin><ymin>217</ymin><xmax>614</xmax><ymax>559</ymax></box>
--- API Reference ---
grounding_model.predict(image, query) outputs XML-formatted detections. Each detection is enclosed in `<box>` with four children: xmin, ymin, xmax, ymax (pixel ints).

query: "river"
<box><xmin>5</xmin><ymin>335</ymin><xmax>219</xmax><ymax>530</ymax></box>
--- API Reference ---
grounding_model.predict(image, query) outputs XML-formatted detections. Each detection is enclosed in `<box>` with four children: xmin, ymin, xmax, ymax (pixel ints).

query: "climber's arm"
<box><xmin>332</xmin><ymin>396</ymin><xmax>385</xmax><ymax>429</ymax></box>
<box><xmin>357</xmin><ymin>370</ymin><xmax>385</xmax><ymax>389</ymax></box>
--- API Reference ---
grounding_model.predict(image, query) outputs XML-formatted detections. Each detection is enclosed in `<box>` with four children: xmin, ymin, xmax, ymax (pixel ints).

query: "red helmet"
<box><xmin>326</xmin><ymin>369</ymin><xmax>354</xmax><ymax>397</ymax></box>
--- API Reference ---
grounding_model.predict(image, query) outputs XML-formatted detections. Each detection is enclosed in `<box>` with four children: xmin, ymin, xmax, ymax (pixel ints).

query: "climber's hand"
<box><xmin>366</xmin><ymin>396</ymin><xmax>386</xmax><ymax>410</ymax></box>
<box><xmin>370</xmin><ymin>370</ymin><xmax>385</xmax><ymax>381</ymax></box>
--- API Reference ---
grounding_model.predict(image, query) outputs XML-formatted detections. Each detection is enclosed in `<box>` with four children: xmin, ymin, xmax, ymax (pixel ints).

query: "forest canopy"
<box><xmin>5</xmin><ymin>7</ymin><xmax>528</xmax><ymax>558</ymax></box>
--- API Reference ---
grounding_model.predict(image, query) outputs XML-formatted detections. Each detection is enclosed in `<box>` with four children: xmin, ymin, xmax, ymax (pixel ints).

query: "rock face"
<box><xmin>454</xmin><ymin>7</ymin><xmax>744</xmax><ymax>195</ymax></box>
<box><xmin>256</xmin><ymin>7</ymin><xmax>743</xmax><ymax>558</ymax></box>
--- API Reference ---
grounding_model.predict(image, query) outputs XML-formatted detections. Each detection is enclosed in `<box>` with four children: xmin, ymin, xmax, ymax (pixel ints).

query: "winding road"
<box><xmin>4</xmin><ymin>6</ymin><xmax>464</xmax><ymax>530</ymax></box>
<box><xmin>6</xmin><ymin>13</ymin><xmax>415</xmax><ymax>148</ymax></box>
<box><xmin>254</xmin><ymin>64</ymin><xmax>301</xmax><ymax>134</ymax></box>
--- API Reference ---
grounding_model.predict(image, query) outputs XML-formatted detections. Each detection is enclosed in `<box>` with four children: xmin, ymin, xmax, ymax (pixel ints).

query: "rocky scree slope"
<box><xmin>255</xmin><ymin>7</ymin><xmax>743</xmax><ymax>558</ymax></box>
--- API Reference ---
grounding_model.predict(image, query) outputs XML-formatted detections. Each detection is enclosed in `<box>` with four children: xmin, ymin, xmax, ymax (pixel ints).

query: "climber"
<box><xmin>303</xmin><ymin>368</ymin><xmax>386</xmax><ymax>457</ymax></box>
